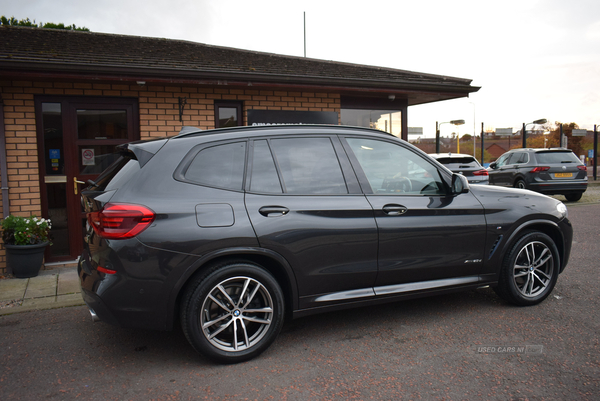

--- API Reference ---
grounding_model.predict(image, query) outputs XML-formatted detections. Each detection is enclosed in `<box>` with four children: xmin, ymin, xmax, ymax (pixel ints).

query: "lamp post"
<box><xmin>522</xmin><ymin>118</ymin><xmax>547</xmax><ymax>148</ymax></box>
<box><xmin>436</xmin><ymin>119</ymin><xmax>465</xmax><ymax>153</ymax></box>
<box><xmin>469</xmin><ymin>102</ymin><xmax>476</xmax><ymax>160</ymax></box>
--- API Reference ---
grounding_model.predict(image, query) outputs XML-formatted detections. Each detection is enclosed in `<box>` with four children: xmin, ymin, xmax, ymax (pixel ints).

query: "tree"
<box><xmin>0</xmin><ymin>16</ymin><xmax>89</xmax><ymax>31</ymax></box>
<box><xmin>550</xmin><ymin>122</ymin><xmax>586</xmax><ymax>157</ymax></box>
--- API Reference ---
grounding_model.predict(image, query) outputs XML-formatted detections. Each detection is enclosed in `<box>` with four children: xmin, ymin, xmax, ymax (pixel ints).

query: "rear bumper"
<box><xmin>529</xmin><ymin>181</ymin><xmax>587</xmax><ymax>195</ymax></box>
<box><xmin>77</xmin><ymin>249</ymin><xmax>174</xmax><ymax>331</ymax></box>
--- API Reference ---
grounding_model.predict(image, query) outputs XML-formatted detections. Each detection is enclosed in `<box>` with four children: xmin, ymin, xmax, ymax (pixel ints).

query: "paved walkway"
<box><xmin>0</xmin><ymin>264</ymin><xmax>84</xmax><ymax>316</ymax></box>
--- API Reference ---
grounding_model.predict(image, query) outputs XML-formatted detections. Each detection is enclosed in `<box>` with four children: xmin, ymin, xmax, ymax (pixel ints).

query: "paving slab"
<box><xmin>24</xmin><ymin>274</ymin><xmax>58</xmax><ymax>299</ymax></box>
<box><xmin>21</xmin><ymin>296</ymin><xmax>56</xmax><ymax>308</ymax></box>
<box><xmin>0</xmin><ymin>264</ymin><xmax>83</xmax><ymax>315</ymax></box>
<box><xmin>0</xmin><ymin>278</ymin><xmax>29</xmax><ymax>301</ymax></box>
<box><xmin>57</xmin><ymin>293</ymin><xmax>85</xmax><ymax>305</ymax></box>
<box><xmin>57</xmin><ymin>269</ymin><xmax>81</xmax><ymax>295</ymax></box>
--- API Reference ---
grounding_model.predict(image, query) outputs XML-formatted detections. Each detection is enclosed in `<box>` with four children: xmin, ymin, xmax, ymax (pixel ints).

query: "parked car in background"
<box><xmin>488</xmin><ymin>148</ymin><xmax>587</xmax><ymax>201</ymax></box>
<box><xmin>79</xmin><ymin>125</ymin><xmax>573</xmax><ymax>364</ymax></box>
<box><xmin>429</xmin><ymin>153</ymin><xmax>489</xmax><ymax>185</ymax></box>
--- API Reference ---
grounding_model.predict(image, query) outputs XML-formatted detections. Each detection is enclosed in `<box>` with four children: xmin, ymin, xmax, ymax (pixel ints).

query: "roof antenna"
<box><xmin>304</xmin><ymin>12</ymin><xmax>306</xmax><ymax>57</ymax></box>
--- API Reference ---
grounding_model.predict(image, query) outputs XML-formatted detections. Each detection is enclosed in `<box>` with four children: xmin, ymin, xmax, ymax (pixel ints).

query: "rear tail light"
<box><xmin>578</xmin><ymin>165</ymin><xmax>587</xmax><ymax>171</ymax></box>
<box><xmin>530</xmin><ymin>166</ymin><xmax>550</xmax><ymax>173</ymax></box>
<box><xmin>97</xmin><ymin>266</ymin><xmax>117</xmax><ymax>275</ymax></box>
<box><xmin>473</xmin><ymin>169</ymin><xmax>489</xmax><ymax>176</ymax></box>
<box><xmin>88</xmin><ymin>203</ymin><xmax>155</xmax><ymax>239</ymax></box>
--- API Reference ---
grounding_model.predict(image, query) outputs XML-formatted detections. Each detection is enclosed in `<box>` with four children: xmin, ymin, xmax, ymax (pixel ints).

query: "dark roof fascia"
<box><xmin>0</xmin><ymin>60</ymin><xmax>479</xmax><ymax>95</ymax></box>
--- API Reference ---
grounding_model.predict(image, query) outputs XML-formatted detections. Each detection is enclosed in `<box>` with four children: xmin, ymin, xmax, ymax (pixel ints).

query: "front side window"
<box><xmin>267</xmin><ymin>137</ymin><xmax>348</xmax><ymax>195</ymax></box>
<box><xmin>184</xmin><ymin>142</ymin><xmax>246</xmax><ymax>190</ymax></box>
<box><xmin>346</xmin><ymin>138</ymin><xmax>445</xmax><ymax>195</ymax></box>
<box><xmin>495</xmin><ymin>153</ymin><xmax>512</xmax><ymax>167</ymax></box>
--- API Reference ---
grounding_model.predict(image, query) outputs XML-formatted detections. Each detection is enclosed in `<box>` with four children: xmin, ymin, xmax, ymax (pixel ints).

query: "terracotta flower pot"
<box><xmin>5</xmin><ymin>242</ymin><xmax>49</xmax><ymax>278</ymax></box>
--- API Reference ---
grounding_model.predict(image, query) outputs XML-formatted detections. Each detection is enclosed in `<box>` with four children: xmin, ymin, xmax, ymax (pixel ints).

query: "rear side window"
<box><xmin>512</xmin><ymin>153</ymin><xmax>528</xmax><ymax>164</ymax></box>
<box><xmin>536</xmin><ymin>151</ymin><xmax>581</xmax><ymax>164</ymax></box>
<box><xmin>249</xmin><ymin>140</ymin><xmax>283</xmax><ymax>193</ymax></box>
<box><xmin>253</xmin><ymin>137</ymin><xmax>348</xmax><ymax>195</ymax></box>
<box><xmin>184</xmin><ymin>142</ymin><xmax>246</xmax><ymax>190</ymax></box>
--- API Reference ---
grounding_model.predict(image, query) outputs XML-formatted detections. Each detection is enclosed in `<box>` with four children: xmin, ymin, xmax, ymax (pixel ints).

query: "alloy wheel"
<box><xmin>200</xmin><ymin>276</ymin><xmax>274</xmax><ymax>352</ymax></box>
<box><xmin>512</xmin><ymin>240</ymin><xmax>554</xmax><ymax>298</ymax></box>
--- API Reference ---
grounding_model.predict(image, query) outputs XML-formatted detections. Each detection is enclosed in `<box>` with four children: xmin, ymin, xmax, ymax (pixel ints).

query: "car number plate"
<box><xmin>554</xmin><ymin>173</ymin><xmax>573</xmax><ymax>178</ymax></box>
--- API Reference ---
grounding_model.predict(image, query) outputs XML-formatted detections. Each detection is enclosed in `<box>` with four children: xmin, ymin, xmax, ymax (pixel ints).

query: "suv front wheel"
<box><xmin>494</xmin><ymin>231</ymin><xmax>559</xmax><ymax>306</ymax></box>
<box><xmin>180</xmin><ymin>261</ymin><xmax>285</xmax><ymax>364</ymax></box>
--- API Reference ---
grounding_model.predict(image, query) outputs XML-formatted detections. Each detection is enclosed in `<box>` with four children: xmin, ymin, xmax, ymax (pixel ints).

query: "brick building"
<box><xmin>0</xmin><ymin>26</ymin><xmax>479</xmax><ymax>272</ymax></box>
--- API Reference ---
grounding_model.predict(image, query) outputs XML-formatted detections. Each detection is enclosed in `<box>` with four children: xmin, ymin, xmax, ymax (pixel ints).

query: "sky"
<box><xmin>3</xmin><ymin>0</ymin><xmax>600</xmax><ymax>138</ymax></box>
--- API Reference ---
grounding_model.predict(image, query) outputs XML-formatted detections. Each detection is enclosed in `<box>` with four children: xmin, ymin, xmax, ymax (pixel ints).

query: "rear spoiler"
<box><xmin>116</xmin><ymin>138</ymin><xmax>168</xmax><ymax>168</ymax></box>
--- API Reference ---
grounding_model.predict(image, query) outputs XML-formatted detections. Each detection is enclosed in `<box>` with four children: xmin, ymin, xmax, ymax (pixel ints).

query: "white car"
<box><xmin>429</xmin><ymin>153</ymin><xmax>489</xmax><ymax>185</ymax></box>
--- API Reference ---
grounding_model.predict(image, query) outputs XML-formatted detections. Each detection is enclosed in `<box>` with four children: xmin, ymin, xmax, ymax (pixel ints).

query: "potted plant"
<box><xmin>1</xmin><ymin>215</ymin><xmax>52</xmax><ymax>278</ymax></box>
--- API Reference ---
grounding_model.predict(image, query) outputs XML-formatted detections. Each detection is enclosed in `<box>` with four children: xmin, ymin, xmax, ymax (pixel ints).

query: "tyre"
<box><xmin>565</xmin><ymin>193</ymin><xmax>582</xmax><ymax>202</ymax></box>
<box><xmin>514</xmin><ymin>179</ymin><xmax>527</xmax><ymax>189</ymax></box>
<box><xmin>494</xmin><ymin>231</ymin><xmax>559</xmax><ymax>306</ymax></box>
<box><xmin>180</xmin><ymin>261</ymin><xmax>285</xmax><ymax>363</ymax></box>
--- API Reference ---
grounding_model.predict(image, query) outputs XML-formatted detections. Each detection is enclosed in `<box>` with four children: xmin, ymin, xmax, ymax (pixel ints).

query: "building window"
<box><xmin>341</xmin><ymin>109</ymin><xmax>402</xmax><ymax>137</ymax></box>
<box><xmin>215</xmin><ymin>101</ymin><xmax>242</xmax><ymax>128</ymax></box>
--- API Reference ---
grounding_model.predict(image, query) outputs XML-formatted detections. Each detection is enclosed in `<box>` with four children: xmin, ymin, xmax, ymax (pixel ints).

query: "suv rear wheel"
<box><xmin>565</xmin><ymin>193</ymin><xmax>582</xmax><ymax>202</ymax></box>
<box><xmin>180</xmin><ymin>262</ymin><xmax>285</xmax><ymax>364</ymax></box>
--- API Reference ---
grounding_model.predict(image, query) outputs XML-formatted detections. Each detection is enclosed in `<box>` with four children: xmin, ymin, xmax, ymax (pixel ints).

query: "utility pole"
<box><xmin>594</xmin><ymin>124</ymin><xmax>598</xmax><ymax>181</ymax></box>
<box><xmin>304</xmin><ymin>12</ymin><xmax>306</xmax><ymax>58</ymax></box>
<box><xmin>436</xmin><ymin>121</ymin><xmax>440</xmax><ymax>153</ymax></box>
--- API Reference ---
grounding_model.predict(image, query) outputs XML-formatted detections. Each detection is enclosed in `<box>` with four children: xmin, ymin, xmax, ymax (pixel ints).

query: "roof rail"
<box><xmin>171</xmin><ymin>124</ymin><xmax>398</xmax><ymax>139</ymax></box>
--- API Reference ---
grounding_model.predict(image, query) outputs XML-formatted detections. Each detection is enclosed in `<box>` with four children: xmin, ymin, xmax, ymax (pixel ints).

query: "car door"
<box><xmin>490</xmin><ymin>152</ymin><xmax>517</xmax><ymax>186</ymax></box>
<box><xmin>342</xmin><ymin>137</ymin><xmax>487</xmax><ymax>293</ymax></box>
<box><xmin>244</xmin><ymin>136</ymin><xmax>379</xmax><ymax>310</ymax></box>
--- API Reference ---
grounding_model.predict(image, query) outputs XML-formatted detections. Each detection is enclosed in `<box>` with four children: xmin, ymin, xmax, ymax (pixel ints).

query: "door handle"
<box><xmin>259</xmin><ymin>206</ymin><xmax>289</xmax><ymax>217</ymax></box>
<box><xmin>73</xmin><ymin>177</ymin><xmax>85</xmax><ymax>195</ymax></box>
<box><xmin>382</xmin><ymin>204</ymin><xmax>407</xmax><ymax>216</ymax></box>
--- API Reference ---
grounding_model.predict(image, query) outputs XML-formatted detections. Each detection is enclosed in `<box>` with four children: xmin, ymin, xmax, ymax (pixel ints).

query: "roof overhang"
<box><xmin>0</xmin><ymin>60</ymin><xmax>478</xmax><ymax>107</ymax></box>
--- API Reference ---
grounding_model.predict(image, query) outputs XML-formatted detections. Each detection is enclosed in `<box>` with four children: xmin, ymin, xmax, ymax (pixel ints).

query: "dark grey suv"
<box><xmin>79</xmin><ymin>125</ymin><xmax>572</xmax><ymax>363</ymax></box>
<box><xmin>488</xmin><ymin>148</ymin><xmax>588</xmax><ymax>201</ymax></box>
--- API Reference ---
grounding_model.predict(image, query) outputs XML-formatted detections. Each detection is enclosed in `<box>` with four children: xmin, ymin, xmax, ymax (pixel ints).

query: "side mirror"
<box><xmin>451</xmin><ymin>173</ymin><xmax>469</xmax><ymax>195</ymax></box>
<box><xmin>489</xmin><ymin>162</ymin><xmax>497</xmax><ymax>169</ymax></box>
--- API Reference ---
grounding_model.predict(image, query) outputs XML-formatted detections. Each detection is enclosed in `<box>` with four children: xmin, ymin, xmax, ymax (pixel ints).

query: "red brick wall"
<box><xmin>0</xmin><ymin>80</ymin><xmax>341</xmax><ymax>273</ymax></box>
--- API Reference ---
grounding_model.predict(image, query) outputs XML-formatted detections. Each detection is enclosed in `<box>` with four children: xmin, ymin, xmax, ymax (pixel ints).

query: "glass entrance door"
<box><xmin>37</xmin><ymin>98</ymin><xmax>139</xmax><ymax>262</ymax></box>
